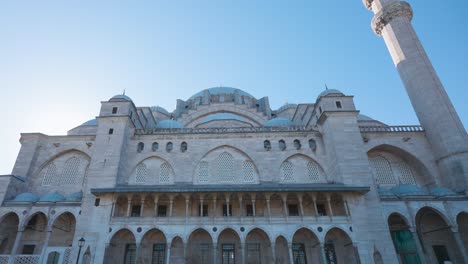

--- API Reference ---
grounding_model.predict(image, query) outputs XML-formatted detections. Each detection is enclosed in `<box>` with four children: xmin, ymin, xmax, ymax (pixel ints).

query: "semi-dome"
<box><xmin>156</xmin><ymin>119</ymin><xmax>184</xmax><ymax>129</ymax></box>
<box><xmin>81</xmin><ymin>119</ymin><xmax>98</xmax><ymax>126</ymax></box>
<box><xmin>39</xmin><ymin>192</ymin><xmax>66</xmax><ymax>202</ymax></box>
<box><xmin>65</xmin><ymin>191</ymin><xmax>83</xmax><ymax>202</ymax></box>
<box><xmin>201</xmin><ymin>113</ymin><xmax>248</xmax><ymax>124</ymax></box>
<box><xmin>151</xmin><ymin>106</ymin><xmax>170</xmax><ymax>115</ymax></box>
<box><xmin>264</xmin><ymin>117</ymin><xmax>293</xmax><ymax>127</ymax></box>
<box><xmin>188</xmin><ymin>87</ymin><xmax>255</xmax><ymax>100</ymax></box>
<box><xmin>391</xmin><ymin>185</ymin><xmax>428</xmax><ymax>196</ymax></box>
<box><xmin>430</xmin><ymin>187</ymin><xmax>457</xmax><ymax>197</ymax></box>
<box><xmin>109</xmin><ymin>94</ymin><xmax>132</xmax><ymax>102</ymax></box>
<box><xmin>13</xmin><ymin>192</ymin><xmax>39</xmax><ymax>202</ymax></box>
<box><xmin>277</xmin><ymin>103</ymin><xmax>298</xmax><ymax>113</ymax></box>
<box><xmin>317</xmin><ymin>89</ymin><xmax>344</xmax><ymax>100</ymax></box>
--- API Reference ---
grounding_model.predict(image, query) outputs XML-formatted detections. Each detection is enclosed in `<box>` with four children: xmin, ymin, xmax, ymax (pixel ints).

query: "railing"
<box><xmin>13</xmin><ymin>255</ymin><xmax>40</xmax><ymax>264</ymax></box>
<box><xmin>135</xmin><ymin>126</ymin><xmax>316</xmax><ymax>135</ymax></box>
<box><xmin>0</xmin><ymin>255</ymin><xmax>9</xmax><ymax>264</ymax></box>
<box><xmin>359</xmin><ymin>125</ymin><xmax>424</xmax><ymax>133</ymax></box>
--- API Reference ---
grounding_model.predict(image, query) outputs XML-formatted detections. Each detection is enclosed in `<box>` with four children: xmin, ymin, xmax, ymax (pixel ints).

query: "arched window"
<box><xmin>181</xmin><ymin>142</ymin><xmax>188</xmax><ymax>152</ymax></box>
<box><xmin>264</xmin><ymin>140</ymin><xmax>271</xmax><ymax>151</ymax></box>
<box><xmin>242</xmin><ymin>160</ymin><xmax>256</xmax><ymax>183</ymax></box>
<box><xmin>307</xmin><ymin>161</ymin><xmax>320</xmax><ymax>182</ymax></box>
<box><xmin>370</xmin><ymin>156</ymin><xmax>396</xmax><ymax>185</ymax></box>
<box><xmin>42</xmin><ymin>163</ymin><xmax>58</xmax><ymax>186</ymax></box>
<box><xmin>309</xmin><ymin>139</ymin><xmax>317</xmax><ymax>151</ymax></box>
<box><xmin>152</xmin><ymin>142</ymin><xmax>159</xmax><ymax>151</ymax></box>
<box><xmin>281</xmin><ymin>161</ymin><xmax>294</xmax><ymax>182</ymax></box>
<box><xmin>198</xmin><ymin>161</ymin><xmax>209</xmax><ymax>183</ymax></box>
<box><xmin>135</xmin><ymin>163</ymin><xmax>147</xmax><ymax>184</ymax></box>
<box><xmin>395</xmin><ymin>162</ymin><xmax>416</xmax><ymax>184</ymax></box>
<box><xmin>216</xmin><ymin>152</ymin><xmax>235</xmax><ymax>182</ymax></box>
<box><xmin>293</xmin><ymin>139</ymin><xmax>301</xmax><ymax>150</ymax></box>
<box><xmin>61</xmin><ymin>157</ymin><xmax>81</xmax><ymax>185</ymax></box>
<box><xmin>159</xmin><ymin>162</ymin><xmax>171</xmax><ymax>184</ymax></box>
<box><xmin>279</xmin><ymin>140</ymin><xmax>286</xmax><ymax>151</ymax></box>
<box><xmin>137</xmin><ymin>142</ymin><xmax>144</xmax><ymax>153</ymax></box>
<box><xmin>166</xmin><ymin>142</ymin><xmax>173</xmax><ymax>152</ymax></box>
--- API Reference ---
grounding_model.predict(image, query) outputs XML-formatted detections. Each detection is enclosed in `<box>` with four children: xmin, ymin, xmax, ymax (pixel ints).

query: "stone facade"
<box><xmin>0</xmin><ymin>2</ymin><xmax>467</xmax><ymax>264</ymax></box>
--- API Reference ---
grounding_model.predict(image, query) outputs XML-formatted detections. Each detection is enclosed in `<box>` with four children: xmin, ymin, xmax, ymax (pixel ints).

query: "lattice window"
<box><xmin>281</xmin><ymin>161</ymin><xmax>295</xmax><ymax>182</ymax></box>
<box><xmin>242</xmin><ymin>160</ymin><xmax>255</xmax><ymax>183</ymax></box>
<box><xmin>63</xmin><ymin>248</ymin><xmax>72</xmax><ymax>264</ymax></box>
<box><xmin>13</xmin><ymin>255</ymin><xmax>40</xmax><ymax>264</ymax></box>
<box><xmin>198</xmin><ymin>161</ymin><xmax>209</xmax><ymax>183</ymax></box>
<box><xmin>396</xmin><ymin>162</ymin><xmax>416</xmax><ymax>184</ymax></box>
<box><xmin>135</xmin><ymin>163</ymin><xmax>147</xmax><ymax>184</ymax></box>
<box><xmin>159</xmin><ymin>162</ymin><xmax>171</xmax><ymax>184</ymax></box>
<box><xmin>42</xmin><ymin>163</ymin><xmax>57</xmax><ymax>186</ymax></box>
<box><xmin>61</xmin><ymin>157</ymin><xmax>81</xmax><ymax>185</ymax></box>
<box><xmin>307</xmin><ymin>161</ymin><xmax>320</xmax><ymax>182</ymax></box>
<box><xmin>370</xmin><ymin>156</ymin><xmax>396</xmax><ymax>185</ymax></box>
<box><xmin>216</xmin><ymin>152</ymin><xmax>235</xmax><ymax>182</ymax></box>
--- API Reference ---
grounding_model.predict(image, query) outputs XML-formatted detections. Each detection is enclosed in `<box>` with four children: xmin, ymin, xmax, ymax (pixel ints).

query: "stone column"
<box><xmin>8</xmin><ymin>229</ymin><xmax>23</xmax><ymax>264</ymax></box>
<box><xmin>154</xmin><ymin>195</ymin><xmax>159</xmax><ymax>217</ymax></box>
<box><xmin>166</xmin><ymin>242</ymin><xmax>171</xmax><ymax>264</ymax></box>
<box><xmin>126</xmin><ymin>198</ymin><xmax>132</xmax><ymax>217</ymax></box>
<box><xmin>321</xmin><ymin>244</ymin><xmax>328</xmax><ymax>264</ymax></box>
<box><xmin>281</xmin><ymin>194</ymin><xmax>289</xmax><ymax>222</ymax></box>
<box><xmin>135</xmin><ymin>243</ymin><xmax>141</xmax><ymax>264</ymax></box>
<box><xmin>169</xmin><ymin>196</ymin><xmax>174</xmax><ymax>219</ymax></box>
<box><xmin>271</xmin><ymin>242</ymin><xmax>276</xmax><ymax>263</ymax></box>
<box><xmin>185</xmin><ymin>198</ymin><xmax>190</xmax><ymax>224</ymax></box>
<box><xmin>363</xmin><ymin>0</ymin><xmax>468</xmax><ymax>191</ymax></box>
<box><xmin>38</xmin><ymin>228</ymin><xmax>52</xmax><ymax>264</ymax></box>
<box><xmin>344</xmin><ymin>198</ymin><xmax>351</xmax><ymax>221</ymax></box>
<box><xmin>452</xmin><ymin>228</ymin><xmax>468</xmax><ymax>263</ymax></box>
<box><xmin>410</xmin><ymin>228</ymin><xmax>427</xmax><ymax>264</ymax></box>
<box><xmin>238</xmin><ymin>195</ymin><xmax>243</xmax><ymax>222</ymax></box>
<box><xmin>240</xmin><ymin>243</ymin><xmax>245</xmax><ymax>264</ymax></box>
<box><xmin>212</xmin><ymin>242</ymin><xmax>217</xmax><ymax>264</ymax></box>
<box><xmin>288</xmin><ymin>243</ymin><xmax>294</xmax><ymax>264</ymax></box>
<box><xmin>140</xmin><ymin>199</ymin><xmax>145</xmax><ymax>217</ymax></box>
<box><xmin>212</xmin><ymin>196</ymin><xmax>217</xmax><ymax>220</ymax></box>
<box><xmin>265</xmin><ymin>193</ymin><xmax>272</xmax><ymax>223</ymax></box>
<box><xmin>326</xmin><ymin>194</ymin><xmax>333</xmax><ymax>221</ymax></box>
<box><xmin>200</xmin><ymin>197</ymin><xmax>204</xmax><ymax>217</ymax></box>
<box><xmin>225</xmin><ymin>194</ymin><xmax>231</xmax><ymax>217</ymax></box>
<box><xmin>298</xmin><ymin>195</ymin><xmax>304</xmax><ymax>221</ymax></box>
<box><xmin>312</xmin><ymin>194</ymin><xmax>319</xmax><ymax>221</ymax></box>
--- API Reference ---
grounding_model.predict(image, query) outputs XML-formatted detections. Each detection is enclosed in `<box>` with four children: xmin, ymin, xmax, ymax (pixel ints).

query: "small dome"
<box><xmin>317</xmin><ymin>89</ymin><xmax>344</xmax><ymax>100</ymax></box>
<box><xmin>188</xmin><ymin>87</ymin><xmax>255</xmax><ymax>100</ymax></box>
<box><xmin>202</xmin><ymin>113</ymin><xmax>248</xmax><ymax>123</ymax></box>
<box><xmin>430</xmin><ymin>187</ymin><xmax>456</xmax><ymax>197</ymax></box>
<box><xmin>39</xmin><ymin>192</ymin><xmax>65</xmax><ymax>202</ymax></box>
<box><xmin>13</xmin><ymin>193</ymin><xmax>39</xmax><ymax>202</ymax></box>
<box><xmin>156</xmin><ymin>119</ymin><xmax>184</xmax><ymax>129</ymax></box>
<box><xmin>277</xmin><ymin>103</ymin><xmax>297</xmax><ymax>112</ymax></box>
<box><xmin>81</xmin><ymin>119</ymin><xmax>98</xmax><ymax>126</ymax></box>
<box><xmin>264</xmin><ymin>117</ymin><xmax>293</xmax><ymax>127</ymax></box>
<box><xmin>391</xmin><ymin>185</ymin><xmax>428</xmax><ymax>196</ymax></box>
<box><xmin>65</xmin><ymin>191</ymin><xmax>83</xmax><ymax>202</ymax></box>
<box><xmin>151</xmin><ymin>106</ymin><xmax>170</xmax><ymax>115</ymax></box>
<box><xmin>109</xmin><ymin>94</ymin><xmax>132</xmax><ymax>102</ymax></box>
<box><xmin>377</xmin><ymin>187</ymin><xmax>394</xmax><ymax>196</ymax></box>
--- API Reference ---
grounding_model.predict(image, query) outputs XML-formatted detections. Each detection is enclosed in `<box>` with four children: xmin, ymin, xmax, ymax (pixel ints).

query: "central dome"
<box><xmin>188</xmin><ymin>87</ymin><xmax>255</xmax><ymax>100</ymax></box>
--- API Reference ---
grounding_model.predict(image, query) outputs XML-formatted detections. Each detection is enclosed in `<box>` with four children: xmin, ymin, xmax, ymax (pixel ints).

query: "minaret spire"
<box><xmin>362</xmin><ymin>0</ymin><xmax>468</xmax><ymax>191</ymax></box>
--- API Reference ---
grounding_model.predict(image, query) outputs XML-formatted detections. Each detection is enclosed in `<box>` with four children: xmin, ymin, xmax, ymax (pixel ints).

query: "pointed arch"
<box><xmin>130</xmin><ymin>156</ymin><xmax>175</xmax><ymax>185</ymax></box>
<box><xmin>104</xmin><ymin>228</ymin><xmax>136</xmax><ymax>264</ymax></box>
<box><xmin>0</xmin><ymin>212</ymin><xmax>19</xmax><ymax>254</ymax></box>
<box><xmin>279</xmin><ymin>154</ymin><xmax>326</xmax><ymax>183</ymax></box>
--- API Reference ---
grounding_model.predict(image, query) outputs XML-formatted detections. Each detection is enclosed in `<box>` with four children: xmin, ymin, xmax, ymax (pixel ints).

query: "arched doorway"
<box><xmin>46</xmin><ymin>212</ymin><xmax>76</xmax><ymax>264</ymax></box>
<box><xmin>324</xmin><ymin>228</ymin><xmax>359</xmax><ymax>264</ymax></box>
<box><xmin>387</xmin><ymin>213</ymin><xmax>421</xmax><ymax>263</ymax></box>
<box><xmin>187</xmin><ymin>228</ymin><xmax>213</xmax><ymax>264</ymax></box>
<box><xmin>169</xmin><ymin>236</ymin><xmax>184</xmax><ymax>264</ymax></box>
<box><xmin>140</xmin><ymin>228</ymin><xmax>167</xmax><ymax>264</ymax></box>
<box><xmin>217</xmin><ymin>228</ymin><xmax>241</xmax><ymax>264</ymax></box>
<box><xmin>245</xmin><ymin>228</ymin><xmax>272</xmax><ymax>264</ymax></box>
<box><xmin>416</xmin><ymin>207</ymin><xmax>462</xmax><ymax>263</ymax></box>
<box><xmin>275</xmin><ymin>236</ymin><xmax>290</xmax><ymax>264</ymax></box>
<box><xmin>0</xmin><ymin>212</ymin><xmax>19</xmax><ymax>255</ymax></box>
<box><xmin>457</xmin><ymin>212</ymin><xmax>468</xmax><ymax>254</ymax></box>
<box><xmin>104</xmin><ymin>228</ymin><xmax>136</xmax><ymax>264</ymax></box>
<box><xmin>292</xmin><ymin>228</ymin><xmax>321</xmax><ymax>264</ymax></box>
<box><xmin>21</xmin><ymin>212</ymin><xmax>48</xmax><ymax>255</ymax></box>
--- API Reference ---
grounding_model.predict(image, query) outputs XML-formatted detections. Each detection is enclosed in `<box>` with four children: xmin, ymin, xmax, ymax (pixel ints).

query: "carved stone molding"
<box><xmin>362</xmin><ymin>0</ymin><xmax>374</xmax><ymax>10</ymax></box>
<box><xmin>371</xmin><ymin>1</ymin><xmax>413</xmax><ymax>36</ymax></box>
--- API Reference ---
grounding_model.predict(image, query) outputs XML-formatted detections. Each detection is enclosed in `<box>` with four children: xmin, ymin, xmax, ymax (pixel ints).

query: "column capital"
<box><xmin>372</xmin><ymin>1</ymin><xmax>413</xmax><ymax>36</ymax></box>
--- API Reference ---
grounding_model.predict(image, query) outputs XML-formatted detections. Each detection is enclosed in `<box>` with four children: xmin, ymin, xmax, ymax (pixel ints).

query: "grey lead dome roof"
<box><xmin>188</xmin><ymin>87</ymin><xmax>255</xmax><ymax>100</ymax></box>
<box><xmin>317</xmin><ymin>89</ymin><xmax>344</xmax><ymax>100</ymax></box>
<box><xmin>264</xmin><ymin>117</ymin><xmax>293</xmax><ymax>127</ymax></box>
<box><xmin>109</xmin><ymin>94</ymin><xmax>133</xmax><ymax>102</ymax></box>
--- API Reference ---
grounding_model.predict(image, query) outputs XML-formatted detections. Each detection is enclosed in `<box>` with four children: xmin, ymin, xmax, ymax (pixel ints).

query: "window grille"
<box><xmin>61</xmin><ymin>157</ymin><xmax>81</xmax><ymax>185</ymax></box>
<box><xmin>42</xmin><ymin>164</ymin><xmax>57</xmax><ymax>186</ymax></box>
<box><xmin>242</xmin><ymin>160</ymin><xmax>256</xmax><ymax>183</ymax></box>
<box><xmin>198</xmin><ymin>161</ymin><xmax>209</xmax><ymax>183</ymax></box>
<box><xmin>307</xmin><ymin>161</ymin><xmax>320</xmax><ymax>182</ymax></box>
<box><xmin>152</xmin><ymin>244</ymin><xmax>166</xmax><ymax>264</ymax></box>
<box><xmin>124</xmin><ymin>244</ymin><xmax>136</xmax><ymax>264</ymax></box>
<box><xmin>370</xmin><ymin>156</ymin><xmax>396</xmax><ymax>185</ymax></box>
<box><xmin>281</xmin><ymin>161</ymin><xmax>295</xmax><ymax>182</ymax></box>
<box><xmin>216</xmin><ymin>152</ymin><xmax>235</xmax><ymax>183</ymax></box>
<box><xmin>246</xmin><ymin>243</ymin><xmax>261</xmax><ymax>264</ymax></box>
<box><xmin>292</xmin><ymin>243</ymin><xmax>307</xmax><ymax>264</ymax></box>
<box><xmin>160</xmin><ymin>162</ymin><xmax>171</xmax><ymax>184</ymax></box>
<box><xmin>396</xmin><ymin>162</ymin><xmax>416</xmax><ymax>184</ymax></box>
<box><xmin>222</xmin><ymin>244</ymin><xmax>235</xmax><ymax>264</ymax></box>
<box><xmin>135</xmin><ymin>163</ymin><xmax>147</xmax><ymax>184</ymax></box>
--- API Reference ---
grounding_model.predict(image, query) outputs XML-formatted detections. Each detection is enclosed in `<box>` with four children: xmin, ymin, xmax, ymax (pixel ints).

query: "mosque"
<box><xmin>1</xmin><ymin>0</ymin><xmax>468</xmax><ymax>263</ymax></box>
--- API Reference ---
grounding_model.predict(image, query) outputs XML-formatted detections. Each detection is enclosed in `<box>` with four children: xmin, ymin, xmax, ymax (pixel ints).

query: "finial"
<box><xmin>325</xmin><ymin>83</ymin><xmax>329</xmax><ymax>90</ymax></box>
<box><xmin>123</xmin><ymin>89</ymin><xmax>126</xmax><ymax>95</ymax></box>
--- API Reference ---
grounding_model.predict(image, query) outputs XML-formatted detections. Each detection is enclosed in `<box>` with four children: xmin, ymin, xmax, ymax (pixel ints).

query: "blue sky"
<box><xmin>0</xmin><ymin>1</ymin><xmax>467</xmax><ymax>174</ymax></box>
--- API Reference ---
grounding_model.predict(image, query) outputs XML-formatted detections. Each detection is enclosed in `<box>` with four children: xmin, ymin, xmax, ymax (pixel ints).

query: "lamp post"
<box><xmin>76</xmin><ymin>237</ymin><xmax>85</xmax><ymax>264</ymax></box>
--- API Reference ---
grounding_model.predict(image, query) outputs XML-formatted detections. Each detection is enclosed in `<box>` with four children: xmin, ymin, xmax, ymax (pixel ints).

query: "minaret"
<box><xmin>362</xmin><ymin>0</ymin><xmax>468</xmax><ymax>191</ymax></box>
